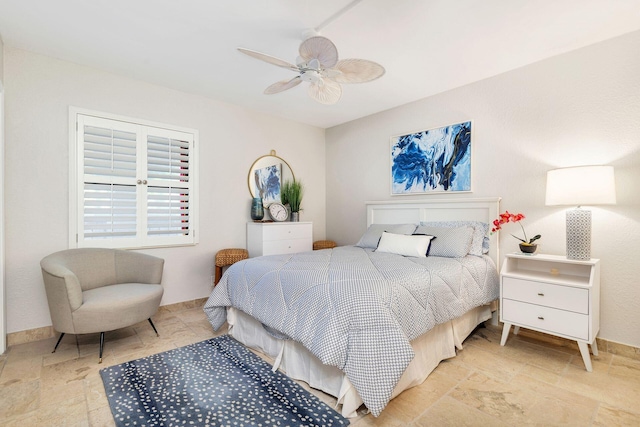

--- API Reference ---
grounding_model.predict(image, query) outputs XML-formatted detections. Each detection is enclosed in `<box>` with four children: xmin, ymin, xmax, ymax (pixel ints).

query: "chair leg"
<box><xmin>148</xmin><ymin>318</ymin><xmax>159</xmax><ymax>337</ymax></box>
<box><xmin>99</xmin><ymin>332</ymin><xmax>105</xmax><ymax>364</ymax></box>
<box><xmin>52</xmin><ymin>333</ymin><xmax>65</xmax><ymax>353</ymax></box>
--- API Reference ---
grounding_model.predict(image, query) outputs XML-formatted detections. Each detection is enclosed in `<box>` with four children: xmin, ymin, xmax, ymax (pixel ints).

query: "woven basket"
<box><xmin>215</xmin><ymin>248</ymin><xmax>249</xmax><ymax>267</ymax></box>
<box><xmin>313</xmin><ymin>240</ymin><xmax>337</xmax><ymax>250</ymax></box>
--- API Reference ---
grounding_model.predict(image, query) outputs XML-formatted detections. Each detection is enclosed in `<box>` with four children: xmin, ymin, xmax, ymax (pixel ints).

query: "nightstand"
<box><xmin>499</xmin><ymin>253</ymin><xmax>600</xmax><ymax>371</ymax></box>
<box><xmin>247</xmin><ymin>222</ymin><xmax>313</xmax><ymax>257</ymax></box>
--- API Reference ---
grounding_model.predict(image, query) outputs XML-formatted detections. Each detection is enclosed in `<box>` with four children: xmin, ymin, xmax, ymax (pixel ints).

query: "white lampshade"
<box><xmin>545</xmin><ymin>165</ymin><xmax>616</xmax><ymax>206</ymax></box>
<box><xmin>545</xmin><ymin>165</ymin><xmax>616</xmax><ymax>260</ymax></box>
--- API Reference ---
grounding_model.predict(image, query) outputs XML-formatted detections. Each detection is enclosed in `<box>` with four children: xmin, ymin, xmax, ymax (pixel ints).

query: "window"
<box><xmin>70</xmin><ymin>109</ymin><xmax>198</xmax><ymax>248</ymax></box>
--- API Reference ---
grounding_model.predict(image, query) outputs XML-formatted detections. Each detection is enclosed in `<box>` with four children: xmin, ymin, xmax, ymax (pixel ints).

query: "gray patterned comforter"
<box><xmin>204</xmin><ymin>246</ymin><xmax>499</xmax><ymax>416</ymax></box>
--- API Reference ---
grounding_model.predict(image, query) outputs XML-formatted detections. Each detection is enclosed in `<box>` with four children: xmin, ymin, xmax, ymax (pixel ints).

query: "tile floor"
<box><xmin>1</xmin><ymin>302</ymin><xmax>639</xmax><ymax>426</ymax></box>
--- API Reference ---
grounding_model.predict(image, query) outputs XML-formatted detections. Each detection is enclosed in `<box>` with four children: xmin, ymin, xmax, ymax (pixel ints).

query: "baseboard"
<box><xmin>493</xmin><ymin>324</ymin><xmax>640</xmax><ymax>362</ymax></box>
<box><xmin>7</xmin><ymin>300</ymin><xmax>640</xmax><ymax>362</ymax></box>
<box><xmin>6</xmin><ymin>297</ymin><xmax>209</xmax><ymax>347</ymax></box>
<box><xmin>6</xmin><ymin>325</ymin><xmax>55</xmax><ymax>347</ymax></box>
<box><xmin>595</xmin><ymin>337</ymin><xmax>640</xmax><ymax>361</ymax></box>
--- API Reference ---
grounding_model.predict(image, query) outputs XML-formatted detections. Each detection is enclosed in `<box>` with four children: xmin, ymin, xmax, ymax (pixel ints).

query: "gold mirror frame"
<box><xmin>247</xmin><ymin>150</ymin><xmax>295</xmax><ymax>202</ymax></box>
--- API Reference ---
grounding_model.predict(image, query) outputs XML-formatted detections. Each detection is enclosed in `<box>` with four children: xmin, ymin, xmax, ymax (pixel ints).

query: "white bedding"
<box><xmin>204</xmin><ymin>246</ymin><xmax>499</xmax><ymax>416</ymax></box>
<box><xmin>227</xmin><ymin>304</ymin><xmax>493</xmax><ymax>417</ymax></box>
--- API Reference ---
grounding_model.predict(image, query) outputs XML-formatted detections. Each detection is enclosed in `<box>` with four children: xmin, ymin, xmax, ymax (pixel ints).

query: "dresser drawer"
<box><xmin>262</xmin><ymin>224</ymin><xmax>311</xmax><ymax>241</ymax></box>
<box><xmin>262</xmin><ymin>238</ymin><xmax>311</xmax><ymax>256</ymax></box>
<box><xmin>247</xmin><ymin>222</ymin><xmax>313</xmax><ymax>257</ymax></box>
<box><xmin>502</xmin><ymin>277</ymin><xmax>588</xmax><ymax>314</ymax></box>
<box><xmin>502</xmin><ymin>299</ymin><xmax>589</xmax><ymax>340</ymax></box>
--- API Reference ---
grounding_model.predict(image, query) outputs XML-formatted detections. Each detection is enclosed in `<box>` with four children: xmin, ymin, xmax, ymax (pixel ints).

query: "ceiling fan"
<box><xmin>238</xmin><ymin>34</ymin><xmax>385</xmax><ymax>105</ymax></box>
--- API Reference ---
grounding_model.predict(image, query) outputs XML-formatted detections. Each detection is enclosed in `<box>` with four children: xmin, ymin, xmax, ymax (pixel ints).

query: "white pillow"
<box><xmin>375</xmin><ymin>232</ymin><xmax>435</xmax><ymax>258</ymax></box>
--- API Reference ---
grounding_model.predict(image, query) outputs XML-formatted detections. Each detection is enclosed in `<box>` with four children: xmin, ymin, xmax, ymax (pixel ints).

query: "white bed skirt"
<box><xmin>227</xmin><ymin>304</ymin><xmax>492</xmax><ymax>418</ymax></box>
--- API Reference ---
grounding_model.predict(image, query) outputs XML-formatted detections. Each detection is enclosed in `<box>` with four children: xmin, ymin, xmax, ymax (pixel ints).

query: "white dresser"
<box><xmin>247</xmin><ymin>222</ymin><xmax>313</xmax><ymax>257</ymax></box>
<box><xmin>499</xmin><ymin>253</ymin><xmax>600</xmax><ymax>371</ymax></box>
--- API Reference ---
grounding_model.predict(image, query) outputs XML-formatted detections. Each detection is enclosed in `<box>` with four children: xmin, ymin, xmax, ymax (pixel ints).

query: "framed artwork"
<box><xmin>390</xmin><ymin>121</ymin><xmax>472</xmax><ymax>195</ymax></box>
<box><xmin>253</xmin><ymin>163</ymin><xmax>282</xmax><ymax>205</ymax></box>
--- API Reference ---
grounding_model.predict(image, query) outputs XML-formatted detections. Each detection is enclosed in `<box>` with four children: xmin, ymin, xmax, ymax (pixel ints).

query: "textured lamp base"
<box><xmin>566</xmin><ymin>208</ymin><xmax>591</xmax><ymax>260</ymax></box>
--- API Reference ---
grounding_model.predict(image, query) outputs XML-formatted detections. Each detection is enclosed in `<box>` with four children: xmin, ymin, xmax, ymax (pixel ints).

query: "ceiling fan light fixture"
<box><xmin>300</xmin><ymin>70</ymin><xmax>322</xmax><ymax>84</ymax></box>
<box><xmin>238</xmin><ymin>34</ymin><xmax>384</xmax><ymax>104</ymax></box>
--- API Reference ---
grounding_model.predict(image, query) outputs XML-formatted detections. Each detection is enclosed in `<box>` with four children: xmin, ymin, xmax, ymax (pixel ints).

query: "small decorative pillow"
<box><xmin>375</xmin><ymin>232</ymin><xmax>435</xmax><ymax>258</ymax></box>
<box><xmin>413</xmin><ymin>233</ymin><xmax>437</xmax><ymax>256</ymax></box>
<box><xmin>414</xmin><ymin>225</ymin><xmax>474</xmax><ymax>258</ymax></box>
<box><xmin>419</xmin><ymin>221</ymin><xmax>490</xmax><ymax>256</ymax></box>
<box><xmin>355</xmin><ymin>223</ymin><xmax>417</xmax><ymax>249</ymax></box>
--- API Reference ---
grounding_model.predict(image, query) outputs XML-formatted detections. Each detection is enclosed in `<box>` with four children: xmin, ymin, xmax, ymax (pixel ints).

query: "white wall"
<box><xmin>326</xmin><ymin>31</ymin><xmax>640</xmax><ymax>348</ymax></box>
<box><xmin>0</xmin><ymin>35</ymin><xmax>3</xmax><ymax>80</ymax></box>
<box><xmin>4</xmin><ymin>46</ymin><xmax>326</xmax><ymax>333</ymax></box>
<box><xmin>0</xmin><ymin>35</ymin><xmax>6</xmax><ymax>353</ymax></box>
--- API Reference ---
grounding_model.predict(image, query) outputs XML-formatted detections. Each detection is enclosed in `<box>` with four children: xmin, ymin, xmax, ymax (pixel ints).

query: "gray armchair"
<box><xmin>40</xmin><ymin>248</ymin><xmax>164</xmax><ymax>362</ymax></box>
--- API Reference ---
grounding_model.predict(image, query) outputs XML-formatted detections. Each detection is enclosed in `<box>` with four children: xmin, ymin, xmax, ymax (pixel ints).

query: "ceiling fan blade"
<box><xmin>331</xmin><ymin>59</ymin><xmax>385</xmax><ymax>83</ymax></box>
<box><xmin>299</xmin><ymin>36</ymin><xmax>338</xmax><ymax>69</ymax></box>
<box><xmin>264</xmin><ymin>77</ymin><xmax>302</xmax><ymax>94</ymax></box>
<box><xmin>237</xmin><ymin>48</ymin><xmax>299</xmax><ymax>72</ymax></box>
<box><xmin>307</xmin><ymin>78</ymin><xmax>342</xmax><ymax>105</ymax></box>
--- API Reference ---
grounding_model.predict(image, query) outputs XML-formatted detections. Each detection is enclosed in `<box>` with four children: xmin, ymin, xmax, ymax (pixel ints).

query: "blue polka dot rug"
<box><xmin>100</xmin><ymin>334</ymin><xmax>350</xmax><ymax>426</ymax></box>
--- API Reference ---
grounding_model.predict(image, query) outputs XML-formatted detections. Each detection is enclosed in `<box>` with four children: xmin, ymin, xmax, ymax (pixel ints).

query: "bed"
<box><xmin>204</xmin><ymin>198</ymin><xmax>501</xmax><ymax>417</ymax></box>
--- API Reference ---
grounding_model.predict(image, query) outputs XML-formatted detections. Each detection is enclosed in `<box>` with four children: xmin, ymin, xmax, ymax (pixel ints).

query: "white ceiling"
<box><xmin>1</xmin><ymin>0</ymin><xmax>639</xmax><ymax>128</ymax></box>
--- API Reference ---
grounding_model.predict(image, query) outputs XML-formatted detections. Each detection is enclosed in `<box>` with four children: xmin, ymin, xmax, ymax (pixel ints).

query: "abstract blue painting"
<box><xmin>254</xmin><ymin>164</ymin><xmax>281</xmax><ymax>205</ymax></box>
<box><xmin>390</xmin><ymin>121</ymin><xmax>472</xmax><ymax>194</ymax></box>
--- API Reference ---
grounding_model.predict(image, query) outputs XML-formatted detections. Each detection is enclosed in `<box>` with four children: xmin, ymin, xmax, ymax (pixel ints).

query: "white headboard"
<box><xmin>366</xmin><ymin>198</ymin><xmax>501</xmax><ymax>267</ymax></box>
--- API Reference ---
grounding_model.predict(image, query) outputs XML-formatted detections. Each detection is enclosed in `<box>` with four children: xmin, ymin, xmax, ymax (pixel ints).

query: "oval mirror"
<box><xmin>247</xmin><ymin>150</ymin><xmax>295</xmax><ymax>205</ymax></box>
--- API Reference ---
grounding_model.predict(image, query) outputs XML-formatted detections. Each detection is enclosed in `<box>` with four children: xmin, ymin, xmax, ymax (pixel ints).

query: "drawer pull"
<box><xmin>537</xmin><ymin>293</ymin><xmax>545</xmax><ymax>296</ymax></box>
<box><xmin>537</xmin><ymin>316</ymin><xmax>544</xmax><ymax>320</ymax></box>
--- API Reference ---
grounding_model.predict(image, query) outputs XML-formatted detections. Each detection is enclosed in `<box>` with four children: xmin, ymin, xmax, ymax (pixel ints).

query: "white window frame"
<box><xmin>69</xmin><ymin>107</ymin><xmax>199</xmax><ymax>249</ymax></box>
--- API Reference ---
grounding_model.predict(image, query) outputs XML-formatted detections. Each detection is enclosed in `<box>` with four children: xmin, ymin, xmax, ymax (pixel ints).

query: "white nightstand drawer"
<box><xmin>502</xmin><ymin>299</ymin><xmax>589</xmax><ymax>340</ymax></box>
<box><xmin>262</xmin><ymin>238</ymin><xmax>311</xmax><ymax>256</ymax></box>
<box><xmin>502</xmin><ymin>277</ymin><xmax>588</xmax><ymax>314</ymax></box>
<box><xmin>262</xmin><ymin>224</ymin><xmax>311</xmax><ymax>241</ymax></box>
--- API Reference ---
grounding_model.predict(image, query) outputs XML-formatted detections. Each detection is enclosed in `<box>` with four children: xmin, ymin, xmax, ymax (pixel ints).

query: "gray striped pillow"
<box><xmin>355</xmin><ymin>224</ymin><xmax>417</xmax><ymax>249</ymax></box>
<box><xmin>414</xmin><ymin>225</ymin><xmax>474</xmax><ymax>258</ymax></box>
<box><xmin>420</xmin><ymin>221</ymin><xmax>489</xmax><ymax>256</ymax></box>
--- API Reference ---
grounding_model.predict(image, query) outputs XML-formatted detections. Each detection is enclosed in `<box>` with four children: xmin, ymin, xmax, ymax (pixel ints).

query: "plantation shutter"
<box><xmin>81</xmin><ymin>121</ymin><xmax>138</xmax><ymax>241</ymax></box>
<box><xmin>146</xmin><ymin>132</ymin><xmax>192</xmax><ymax>239</ymax></box>
<box><xmin>74</xmin><ymin>113</ymin><xmax>197</xmax><ymax>248</ymax></box>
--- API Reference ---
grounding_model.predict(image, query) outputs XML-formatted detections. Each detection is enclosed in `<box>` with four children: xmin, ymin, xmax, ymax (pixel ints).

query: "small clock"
<box><xmin>268</xmin><ymin>203</ymin><xmax>289</xmax><ymax>222</ymax></box>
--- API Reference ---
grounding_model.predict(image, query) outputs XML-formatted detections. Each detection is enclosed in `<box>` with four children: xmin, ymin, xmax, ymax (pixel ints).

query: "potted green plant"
<box><xmin>281</xmin><ymin>179</ymin><xmax>304</xmax><ymax>222</ymax></box>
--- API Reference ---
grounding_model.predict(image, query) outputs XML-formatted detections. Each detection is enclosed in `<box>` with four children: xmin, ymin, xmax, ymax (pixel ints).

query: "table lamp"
<box><xmin>545</xmin><ymin>165</ymin><xmax>616</xmax><ymax>260</ymax></box>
